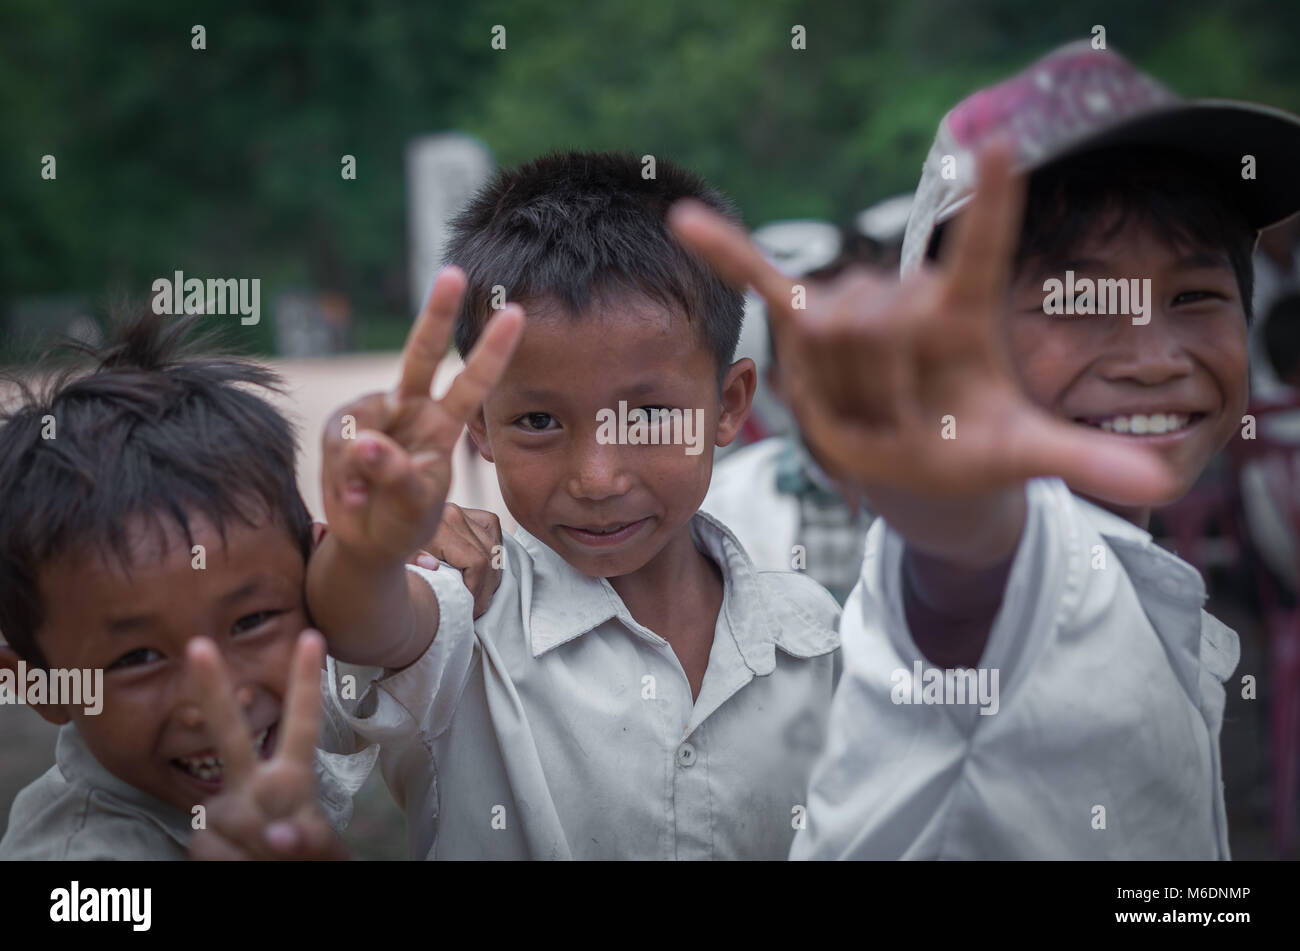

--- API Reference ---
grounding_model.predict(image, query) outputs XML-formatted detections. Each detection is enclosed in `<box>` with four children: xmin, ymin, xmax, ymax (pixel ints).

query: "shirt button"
<box><xmin>675</xmin><ymin>742</ymin><xmax>697</xmax><ymax>767</ymax></box>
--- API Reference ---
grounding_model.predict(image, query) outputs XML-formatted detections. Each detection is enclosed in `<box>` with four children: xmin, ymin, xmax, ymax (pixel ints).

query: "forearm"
<box><xmin>306</xmin><ymin>535</ymin><xmax>439</xmax><ymax>668</ymax></box>
<box><xmin>863</xmin><ymin>482</ymin><xmax>1026</xmax><ymax>568</ymax></box>
<box><xmin>863</xmin><ymin>484</ymin><xmax>1027</xmax><ymax>668</ymax></box>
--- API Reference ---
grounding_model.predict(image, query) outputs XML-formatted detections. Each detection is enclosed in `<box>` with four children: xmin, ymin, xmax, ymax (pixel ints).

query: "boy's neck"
<box><xmin>607</xmin><ymin>521</ymin><xmax>723</xmax><ymax>626</ymax></box>
<box><xmin>606</xmin><ymin>520</ymin><xmax>724</xmax><ymax>701</ymax></box>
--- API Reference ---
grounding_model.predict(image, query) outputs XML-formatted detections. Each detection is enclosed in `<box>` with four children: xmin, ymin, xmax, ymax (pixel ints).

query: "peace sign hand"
<box><xmin>187</xmin><ymin>630</ymin><xmax>347</xmax><ymax>861</ymax></box>
<box><xmin>669</xmin><ymin>145</ymin><xmax>1177</xmax><ymax>505</ymax></box>
<box><xmin>321</xmin><ymin>266</ymin><xmax>524</xmax><ymax>563</ymax></box>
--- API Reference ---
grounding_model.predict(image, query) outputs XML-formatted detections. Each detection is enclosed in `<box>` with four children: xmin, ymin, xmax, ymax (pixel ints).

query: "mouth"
<box><xmin>558</xmin><ymin>517</ymin><xmax>652</xmax><ymax>548</ymax></box>
<box><xmin>169</xmin><ymin>722</ymin><xmax>277</xmax><ymax>789</ymax></box>
<box><xmin>1074</xmin><ymin>411</ymin><xmax>1206</xmax><ymax>437</ymax></box>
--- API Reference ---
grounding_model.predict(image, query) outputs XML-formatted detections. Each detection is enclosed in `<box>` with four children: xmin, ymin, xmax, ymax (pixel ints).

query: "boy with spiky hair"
<box><xmin>0</xmin><ymin>316</ymin><xmax>377</xmax><ymax>859</ymax></box>
<box><xmin>305</xmin><ymin>151</ymin><xmax>842</xmax><ymax>860</ymax></box>
<box><xmin>672</xmin><ymin>41</ymin><xmax>1300</xmax><ymax>859</ymax></box>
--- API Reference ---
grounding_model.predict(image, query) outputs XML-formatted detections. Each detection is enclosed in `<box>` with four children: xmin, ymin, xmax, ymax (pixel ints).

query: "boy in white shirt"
<box><xmin>299</xmin><ymin>152</ymin><xmax>840</xmax><ymax>859</ymax></box>
<box><xmin>671</xmin><ymin>41</ymin><xmax>1300</xmax><ymax>858</ymax></box>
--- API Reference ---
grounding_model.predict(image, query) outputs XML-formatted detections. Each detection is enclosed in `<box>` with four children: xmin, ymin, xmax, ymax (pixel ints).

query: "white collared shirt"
<box><xmin>0</xmin><ymin>675</ymin><xmax>373</xmax><ymax>860</ymax></box>
<box><xmin>326</xmin><ymin>512</ymin><xmax>841</xmax><ymax>860</ymax></box>
<box><xmin>791</xmin><ymin>477</ymin><xmax>1240</xmax><ymax>860</ymax></box>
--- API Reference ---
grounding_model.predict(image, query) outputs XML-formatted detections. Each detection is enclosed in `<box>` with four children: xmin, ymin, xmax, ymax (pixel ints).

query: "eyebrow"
<box><xmin>1171</xmin><ymin>251</ymin><xmax>1232</xmax><ymax>271</ymax></box>
<box><xmin>218</xmin><ymin>579</ymin><xmax>265</xmax><ymax>606</ymax></box>
<box><xmin>104</xmin><ymin>614</ymin><xmax>157</xmax><ymax>635</ymax></box>
<box><xmin>1025</xmin><ymin>258</ymin><xmax>1106</xmax><ymax>282</ymax></box>
<box><xmin>102</xmin><ymin>579</ymin><xmax>269</xmax><ymax>634</ymax></box>
<box><xmin>1029</xmin><ymin>251</ymin><xmax>1232</xmax><ymax>282</ymax></box>
<box><xmin>1058</xmin><ymin>258</ymin><xmax>1106</xmax><ymax>274</ymax></box>
<box><xmin>510</xmin><ymin>381</ymin><xmax>664</xmax><ymax>404</ymax></box>
<box><xmin>619</xmin><ymin>381</ymin><xmax>662</xmax><ymax>399</ymax></box>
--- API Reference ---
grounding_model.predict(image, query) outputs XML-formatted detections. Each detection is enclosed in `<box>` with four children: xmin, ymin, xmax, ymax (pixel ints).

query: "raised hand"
<box><xmin>668</xmin><ymin>145</ymin><xmax>1176</xmax><ymax>505</ymax></box>
<box><xmin>321</xmin><ymin>267</ymin><xmax>524</xmax><ymax>563</ymax></box>
<box><xmin>187</xmin><ymin>630</ymin><xmax>346</xmax><ymax>861</ymax></box>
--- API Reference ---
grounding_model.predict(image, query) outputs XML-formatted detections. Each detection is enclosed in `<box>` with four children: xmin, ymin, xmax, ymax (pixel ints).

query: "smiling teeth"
<box><xmin>175</xmin><ymin>727</ymin><xmax>271</xmax><ymax>781</ymax></box>
<box><xmin>174</xmin><ymin>753</ymin><xmax>224</xmax><ymax>781</ymax></box>
<box><xmin>1098</xmin><ymin>413</ymin><xmax>1190</xmax><ymax>435</ymax></box>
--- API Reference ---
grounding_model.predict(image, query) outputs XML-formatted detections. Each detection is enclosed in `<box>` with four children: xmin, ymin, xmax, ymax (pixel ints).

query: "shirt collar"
<box><xmin>56</xmin><ymin>722</ymin><xmax>194</xmax><ymax>851</ymax></box>
<box><xmin>1072</xmin><ymin>494</ymin><xmax>1206</xmax><ymax>599</ymax></box>
<box><xmin>1071</xmin><ymin>490</ymin><xmax>1213</xmax><ymax>703</ymax></box>
<box><xmin>514</xmin><ymin>512</ymin><xmax>833</xmax><ymax>669</ymax></box>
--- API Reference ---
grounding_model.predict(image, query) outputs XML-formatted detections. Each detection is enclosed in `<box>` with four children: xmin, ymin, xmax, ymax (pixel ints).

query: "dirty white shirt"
<box><xmin>327</xmin><ymin>512</ymin><xmax>841</xmax><ymax>860</ymax></box>
<box><xmin>791</xmin><ymin>477</ymin><xmax>1239</xmax><ymax>860</ymax></box>
<box><xmin>0</xmin><ymin>676</ymin><xmax>375</xmax><ymax>860</ymax></box>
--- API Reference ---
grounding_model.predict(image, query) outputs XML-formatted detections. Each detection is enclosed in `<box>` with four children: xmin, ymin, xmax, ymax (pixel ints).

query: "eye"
<box><xmin>108</xmin><ymin>647</ymin><xmax>163</xmax><ymax>670</ymax></box>
<box><xmin>637</xmin><ymin>406</ymin><xmax>674</xmax><ymax>426</ymax></box>
<box><xmin>232</xmin><ymin>611</ymin><xmax>281</xmax><ymax>635</ymax></box>
<box><xmin>1173</xmin><ymin>290</ymin><xmax>1226</xmax><ymax>306</ymax></box>
<box><xmin>515</xmin><ymin>412</ymin><xmax>559</xmax><ymax>432</ymax></box>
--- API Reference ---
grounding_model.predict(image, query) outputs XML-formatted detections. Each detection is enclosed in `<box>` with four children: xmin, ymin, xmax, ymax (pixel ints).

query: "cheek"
<box><xmin>642</xmin><ymin>451</ymin><xmax>713</xmax><ymax>508</ymax></box>
<box><xmin>1211</xmin><ymin>329</ymin><xmax>1249</xmax><ymax>404</ymax></box>
<box><xmin>69</xmin><ymin>687</ymin><xmax>161</xmax><ymax>770</ymax></box>
<box><xmin>492</xmin><ymin>448</ymin><xmax>559</xmax><ymax>508</ymax></box>
<box><xmin>1005</xmin><ymin>324</ymin><xmax>1078</xmax><ymax>408</ymax></box>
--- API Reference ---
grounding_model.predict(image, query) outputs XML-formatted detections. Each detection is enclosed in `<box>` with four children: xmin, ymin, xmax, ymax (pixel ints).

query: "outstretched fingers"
<box><xmin>274</xmin><ymin>630</ymin><xmax>326</xmax><ymax>772</ymax></box>
<box><xmin>940</xmin><ymin>142</ymin><xmax>1026</xmax><ymax>324</ymax></box>
<box><xmin>1005</xmin><ymin>407</ymin><xmax>1181</xmax><ymax>505</ymax></box>
<box><xmin>668</xmin><ymin>200</ymin><xmax>798</xmax><ymax>329</ymax></box>
<box><xmin>188</xmin><ymin>638</ymin><xmax>256</xmax><ymax>788</ymax></box>
<box><xmin>396</xmin><ymin>266</ymin><xmax>468</xmax><ymax>401</ymax></box>
<box><xmin>437</xmin><ymin>303</ymin><xmax>525</xmax><ymax>426</ymax></box>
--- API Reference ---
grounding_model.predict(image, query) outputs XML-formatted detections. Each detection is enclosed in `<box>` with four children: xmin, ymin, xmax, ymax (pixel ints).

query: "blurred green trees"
<box><xmin>2</xmin><ymin>0</ymin><xmax>1297</xmax><ymax>353</ymax></box>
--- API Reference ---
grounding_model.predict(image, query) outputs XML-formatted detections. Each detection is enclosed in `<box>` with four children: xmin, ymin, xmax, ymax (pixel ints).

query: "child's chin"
<box><xmin>563</xmin><ymin>546</ymin><xmax>653</xmax><ymax>580</ymax></box>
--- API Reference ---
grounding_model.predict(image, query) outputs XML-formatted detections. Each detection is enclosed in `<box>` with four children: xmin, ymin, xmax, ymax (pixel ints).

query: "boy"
<box><xmin>0</xmin><ymin>316</ymin><xmax>490</xmax><ymax>860</ymax></box>
<box><xmin>671</xmin><ymin>41</ymin><xmax>1300</xmax><ymax>858</ymax></box>
<box><xmin>307</xmin><ymin>152</ymin><xmax>842</xmax><ymax>859</ymax></box>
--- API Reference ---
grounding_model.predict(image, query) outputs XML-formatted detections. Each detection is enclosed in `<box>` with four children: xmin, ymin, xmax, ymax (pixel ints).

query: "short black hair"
<box><xmin>446</xmin><ymin>151</ymin><xmax>745</xmax><ymax>379</ymax></box>
<box><xmin>0</xmin><ymin>313</ymin><xmax>313</xmax><ymax>666</ymax></box>
<box><xmin>926</xmin><ymin>146</ymin><xmax>1257</xmax><ymax>319</ymax></box>
<box><xmin>1263</xmin><ymin>292</ymin><xmax>1300</xmax><ymax>385</ymax></box>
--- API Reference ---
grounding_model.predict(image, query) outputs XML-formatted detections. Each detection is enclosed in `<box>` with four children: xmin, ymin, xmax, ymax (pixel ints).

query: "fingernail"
<box><xmin>359</xmin><ymin>439</ymin><xmax>381</xmax><ymax>462</ymax></box>
<box><xmin>416</xmin><ymin>554</ymin><xmax>440</xmax><ymax>570</ymax></box>
<box><xmin>266</xmin><ymin>822</ymin><xmax>299</xmax><ymax>852</ymax></box>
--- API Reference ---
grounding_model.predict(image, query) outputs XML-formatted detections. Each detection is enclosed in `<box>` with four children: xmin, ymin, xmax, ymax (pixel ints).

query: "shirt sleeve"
<box><xmin>324</xmin><ymin>561</ymin><xmax>478</xmax><ymax>747</ymax></box>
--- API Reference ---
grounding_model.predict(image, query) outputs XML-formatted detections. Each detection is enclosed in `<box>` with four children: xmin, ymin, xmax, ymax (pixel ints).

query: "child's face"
<box><xmin>1005</xmin><ymin>220</ymin><xmax>1249</xmax><ymax>506</ymax></box>
<box><xmin>32</xmin><ymin>510</ymin><xmax>307</xmax><ymax>814</ymax></box>
<box><xmin>469</xmin><ymin>292</ymin><xmax>754</xmax><ymax>578</ymax></box>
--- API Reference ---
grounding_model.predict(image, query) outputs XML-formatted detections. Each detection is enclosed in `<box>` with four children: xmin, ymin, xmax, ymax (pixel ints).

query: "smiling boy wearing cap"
<box><xmin>672</xmin><ymin>40</ymin><xmax>1300</xmax><ymax>858</ymax></box>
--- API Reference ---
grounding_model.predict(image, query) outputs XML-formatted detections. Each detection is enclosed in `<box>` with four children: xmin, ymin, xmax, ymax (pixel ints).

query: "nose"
<box><xmin>1098</xmin><ymin>308</ymin><xmax>1194</xmax><ymax>386</ymax></box>
<box><xmin>567</xmin><ymin>437</ymin><xmax>633</xmax><ymax>501</ymax></box>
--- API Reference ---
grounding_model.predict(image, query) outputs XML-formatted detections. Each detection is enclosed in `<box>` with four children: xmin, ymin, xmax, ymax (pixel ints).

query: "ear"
<box><xmin>0</xmin><ymin>646</ymin><xmax>70</xmax><ymax>725</ymax></box>
<box><xmin>465</xmin><ymin>409</ymin><xmax>495</xmax><ymax>463</ymax></box>
<box><xmin>715</xmin><ymin>358</ymin><xmax>757</xmax><ymax>448</ymax></box>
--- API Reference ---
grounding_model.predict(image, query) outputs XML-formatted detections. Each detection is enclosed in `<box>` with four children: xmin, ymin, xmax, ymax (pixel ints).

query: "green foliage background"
<box><xmin>2</xmin><ymin>0</ymin><xmax>1297</xmax><ymax>355</ymax></box>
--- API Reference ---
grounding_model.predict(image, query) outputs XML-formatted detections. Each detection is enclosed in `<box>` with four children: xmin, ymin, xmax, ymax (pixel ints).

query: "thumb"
<box><xmin>1006</xmin><ymin>409</ymin><xmax>1180</xmax><ymax>506</ymax></box>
